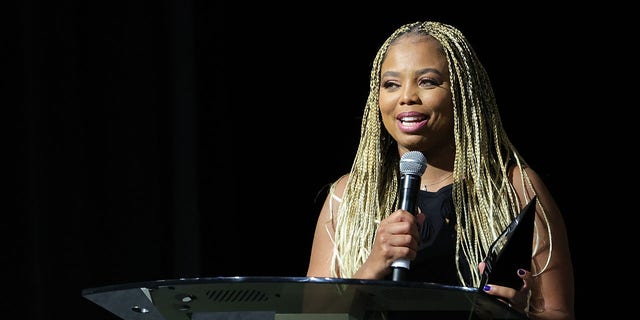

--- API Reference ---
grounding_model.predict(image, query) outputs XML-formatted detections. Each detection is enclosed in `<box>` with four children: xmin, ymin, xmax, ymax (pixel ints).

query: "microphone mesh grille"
<box><xmin>399</xmin><ymin>151</ymin><xmax>427</xmax><ymax>176</ymax></box>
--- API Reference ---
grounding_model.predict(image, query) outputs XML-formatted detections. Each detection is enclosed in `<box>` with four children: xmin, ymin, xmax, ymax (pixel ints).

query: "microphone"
<box><xmin>391</xmin><ymin>151</ymin><xmax>427</xmax><ymax>282</ymax></box>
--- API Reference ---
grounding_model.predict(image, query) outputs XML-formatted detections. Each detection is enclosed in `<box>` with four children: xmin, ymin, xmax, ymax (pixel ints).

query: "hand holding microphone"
<box><xmin>391</xmin><ymin>151</ymin><xmax>427</xmax><ymax>282</ymax></box>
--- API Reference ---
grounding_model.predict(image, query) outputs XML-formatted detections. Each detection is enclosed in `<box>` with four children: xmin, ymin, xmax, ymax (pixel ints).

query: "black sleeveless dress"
<box><xmin>384</xmin><ymin>185</ymin><xmax>480</xmax><ymax>320</ymax></box>
<box><xmin>387</xmin><ymin>184</ymin><xmax>471</xmax><ymax>286</ymax></box>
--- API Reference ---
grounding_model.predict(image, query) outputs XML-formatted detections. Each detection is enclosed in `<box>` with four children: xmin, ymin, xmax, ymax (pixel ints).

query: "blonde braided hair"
<box><xmin>329</xmin><ymin>21</ymin><xmax>552</xmax><ymax>287</ymax></box>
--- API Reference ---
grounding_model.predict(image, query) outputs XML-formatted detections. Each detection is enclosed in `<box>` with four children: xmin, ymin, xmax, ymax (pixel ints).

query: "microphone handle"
<box><xmin>390</xmin><ymin>173</ymin><xmax>421</xmax><ymax>281</ymax></box>
<box><xmin>391</xmin><ymin>260</ymin><xmax>409</xmax><ymax>281</ymax></box>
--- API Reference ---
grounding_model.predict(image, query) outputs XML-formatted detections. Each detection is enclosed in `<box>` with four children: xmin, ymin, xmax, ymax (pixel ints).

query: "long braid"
<box><xmin>329</xmin><ymin>21</ymin><xmax>552</xmax><ymax>287</ymax></box>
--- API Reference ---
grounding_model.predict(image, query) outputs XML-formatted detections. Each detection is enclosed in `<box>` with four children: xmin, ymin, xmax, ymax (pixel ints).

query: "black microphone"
<box><xmin>391</xmin><ymin>151</ymin><xmax>427</xmax><ymax>282</ymax></box>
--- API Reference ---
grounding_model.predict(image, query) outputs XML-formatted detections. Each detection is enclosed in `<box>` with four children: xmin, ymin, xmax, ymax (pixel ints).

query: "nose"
<box><xmin>399</xmin><ymin>83</ymin><xmax>421</xmax><ymax>105</ymax></box>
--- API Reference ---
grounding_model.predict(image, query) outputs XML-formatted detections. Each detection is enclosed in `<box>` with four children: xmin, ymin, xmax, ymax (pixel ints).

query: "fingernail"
<box><xmin>483</xmin><ymin>285</ymin><xmax>491</xmax><ymax>291</ymax></box>
<box><xmin>518</xmin><ymin>269</ymin><xmax>525</xmax><ymax>276</ymax></box>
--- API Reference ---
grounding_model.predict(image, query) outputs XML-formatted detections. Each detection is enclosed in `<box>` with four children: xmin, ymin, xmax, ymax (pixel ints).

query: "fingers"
<box><xmin>379</xmin><ymin>209</ymin><xmax>421</xmax><ymax>234</ymax></box>
<box><xmin>362</xmin><ymin>209</ymin><xmax>424</xmax><ymax>279</ymax></box>
<box><xmin>482</xmin><ymin>268</ymin><xmax>531</xmax><ymax>313</ymax></box>
<box><xmin>478</xmin><ymin>261</ymin><xmax>486</xmax><ymax>274</ymax></box>
<box><xmin>516</xmin><ymin>268</ymin><xmax>531</xmax><ymax>292</ymax></box>
<box><xmin>375</xmin><ymin>209</ymin><xmax>421</xmax><ymax>259</ymax></box>
<box><xmin>517</xmin><ymin>268</ymin><xmax>528</xmax><ymax>280</ymax></box>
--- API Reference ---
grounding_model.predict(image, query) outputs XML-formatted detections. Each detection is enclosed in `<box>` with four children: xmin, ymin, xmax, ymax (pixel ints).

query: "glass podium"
<box><xmin>82</xmin><ymin>276</ymin><xmax>527</xmax><ymax>320</ymax></box>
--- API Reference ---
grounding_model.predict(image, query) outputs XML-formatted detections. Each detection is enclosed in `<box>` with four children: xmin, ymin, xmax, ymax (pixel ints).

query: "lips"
<box><xmin>397</xmin><ymin>112</ymin><xmax>428</xmax><ymax>133</ymax></box>
<box><xmin>400</xmin><ymin>115</ymin><xmax>425</xmax><ymax>123</ymax></box>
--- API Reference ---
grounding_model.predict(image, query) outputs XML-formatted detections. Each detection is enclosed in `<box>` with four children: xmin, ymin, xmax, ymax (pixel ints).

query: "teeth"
<box><xmin>401</xmin><ymin>117</ymin><xmax>421</xmax><ymax>122</ymax></box>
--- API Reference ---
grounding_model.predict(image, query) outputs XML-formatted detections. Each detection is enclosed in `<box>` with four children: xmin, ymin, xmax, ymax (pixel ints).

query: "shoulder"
<box><xmin>508</xmin><ymin>165</ymin><xmax>552</xmax><ymax>206</ymax></box>
<box><xmin>315</xmin><ymin>173</ymin><xmax>351</xmax><ymax>229</ymax></box>
<box><xmin>508</xmin><ymin>164</ymin><xmax>565</xmax><ymax>232</ymax></box>
<box><xmin>329</xmin><ymin>173</ymin><xmax>350</xmax><ymax>203</ymax></box>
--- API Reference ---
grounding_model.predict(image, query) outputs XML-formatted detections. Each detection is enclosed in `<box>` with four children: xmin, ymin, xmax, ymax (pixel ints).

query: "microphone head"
<box><xmin>400</xmin><ymin>151</ymin><xmax>427</xmax><ymax>176</ymax></box>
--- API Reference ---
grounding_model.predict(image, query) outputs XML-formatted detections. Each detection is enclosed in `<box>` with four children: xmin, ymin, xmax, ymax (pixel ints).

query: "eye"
<box><xmin>382</xmin><ymin>80</ymin><xmax>400</xmax><ymax>90</ymax></box>
<box><xmin>418</xmin><ymin>77</ymin><xmax>441</xmax><ymax>88</ymax></box>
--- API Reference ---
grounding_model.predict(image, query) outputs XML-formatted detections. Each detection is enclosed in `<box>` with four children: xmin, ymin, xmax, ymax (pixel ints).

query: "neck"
<box><xmin>421</xmin><ymin>172</ymin><xmax>453</xmax><ymax>191</ymax></box>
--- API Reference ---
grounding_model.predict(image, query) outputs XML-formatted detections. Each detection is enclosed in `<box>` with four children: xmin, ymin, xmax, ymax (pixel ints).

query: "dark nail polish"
<box><xmin>518</xmin><ymin>269</ymin><xmax>525</xmax><ymax>276</ymax></box>
<box><xmin>483</xmin><ymin>285</ymin><xmax>491</xmax><ymax>291</ymax></box>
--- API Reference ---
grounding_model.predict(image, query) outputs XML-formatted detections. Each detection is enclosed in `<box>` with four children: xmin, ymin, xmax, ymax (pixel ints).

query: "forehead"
<box><xmin>382</xmin><ymin>35</ymin><xmax>447</xmax><ymax>69</ymax></box>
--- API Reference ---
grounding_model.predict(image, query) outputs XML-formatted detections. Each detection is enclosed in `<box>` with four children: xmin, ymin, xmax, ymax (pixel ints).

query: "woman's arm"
<box><xmin>524</xmin><ymin>167</ymin><xmax>574</xmax><ymax>319</ymax></box>
<box><xmin>486</xmin><ymin>166</ymin><xmax>575</xmax><ymax>319</ymax></box>
<box><xmin>306</xmin><ymin>173</ymin><xmax>423</xmax><ymax>280</ymax></box>
<box><xmin>306</xmin><ymin>174</ymin><xmax>349</xmax><ymax>278</ymax></box>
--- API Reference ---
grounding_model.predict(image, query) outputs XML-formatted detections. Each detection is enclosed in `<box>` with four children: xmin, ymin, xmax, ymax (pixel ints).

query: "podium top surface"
<box><xmin>82</xmin><ymin>276</ymin><xmax>527</xmax><ymax>320</ymax></box>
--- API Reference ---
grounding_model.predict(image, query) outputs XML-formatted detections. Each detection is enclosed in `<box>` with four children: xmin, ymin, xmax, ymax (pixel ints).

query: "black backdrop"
<box><xmin>9</xmin><ymin>1</ymin><xmax>596</xmax><ymax>319</ymax></box>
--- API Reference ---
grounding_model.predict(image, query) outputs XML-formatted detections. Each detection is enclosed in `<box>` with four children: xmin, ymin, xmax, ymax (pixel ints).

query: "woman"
<box><xmin>306</xmin><ymin>21</ymin><xmax>574</xmax><ymax>319</ymax></box>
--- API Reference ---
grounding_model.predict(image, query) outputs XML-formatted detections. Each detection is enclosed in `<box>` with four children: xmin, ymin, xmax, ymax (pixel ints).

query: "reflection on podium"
<box><xmin>82</xmin><ymin>277</ymin><xmax>527</xmax><ymax>320</ymax></box>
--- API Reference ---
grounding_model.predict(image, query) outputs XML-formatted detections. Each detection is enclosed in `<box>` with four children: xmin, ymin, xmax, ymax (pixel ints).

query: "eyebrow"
<box><xmin>381</xmin><ymin>68</ymin><xmax>443</xmax><ymax>78</ymax></box>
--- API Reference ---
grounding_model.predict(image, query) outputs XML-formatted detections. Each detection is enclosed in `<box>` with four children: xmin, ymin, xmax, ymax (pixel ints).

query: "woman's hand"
<box><xmin>478</xmin><ymin>261</ymin><xmax>531</xmax><ymax>314</ymax></box>
<box><xmin>354</xmin><ymin>210</ymin><xmax>425</xmax><ymax>279</ymax></box>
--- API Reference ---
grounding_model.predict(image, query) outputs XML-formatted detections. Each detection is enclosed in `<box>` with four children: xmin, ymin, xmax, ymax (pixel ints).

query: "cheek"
<box><xmin>421</xmin><ymin>88</ymin><xmax>451</xmax><ymax>105</ymax></box>
<box><xmin>378</xmin><ymin>92</ymin><xmax>396</xmax><ymax>115</ymax></box>
<box><xmin>378</xmin><ymin>94</ymin><xmax>397</xmax><ymax>130</ymax></box>
<box><xmin>423</xmin><ymin>91</ymin><xmax>453</xmax><ymax>114</ymax></box>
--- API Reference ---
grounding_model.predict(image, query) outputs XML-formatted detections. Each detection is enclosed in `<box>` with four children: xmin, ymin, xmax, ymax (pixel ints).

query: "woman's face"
<box><xmin>379</xmin><ymin>34</ymin><xmax>455</xmax><ymax>156</ymax></box>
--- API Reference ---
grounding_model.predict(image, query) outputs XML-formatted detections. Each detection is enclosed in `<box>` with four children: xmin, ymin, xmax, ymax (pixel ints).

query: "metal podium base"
<box><xmin>82</xmin><ymin>276</ymin><xmax>527</xmax><ymax>320</ymax></box>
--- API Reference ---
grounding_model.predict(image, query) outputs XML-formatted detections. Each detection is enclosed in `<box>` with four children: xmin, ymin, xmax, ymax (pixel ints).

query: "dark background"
<box><xmin>8</xmin><ymin>1</ymin><xmax>603</xmax><ymax>319</ymax></box>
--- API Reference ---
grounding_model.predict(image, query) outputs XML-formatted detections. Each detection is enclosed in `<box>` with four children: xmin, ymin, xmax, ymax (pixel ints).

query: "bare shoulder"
<box><xmin>307</xmin><ymin>173</ymin><xmax>351</xmax><ymax>277</ymax></box>
<box><xmin>509</xmin><ymin>165</ymin><xmax>558</xmax><ymax>211</ymax></box>
<box><xmin>510</xmin><ymin>165</ymin><xmax>570</xmax><ymax>255</ymax></box>
<box><xmin>315</xmin><ymin>173</ymin><xmax>350</xmax><ymax>224</ymax></box>
<box><xmin>331</xmin><ymin>173</ymin><xmax>350</xmax><ymax>200</ymax></box>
